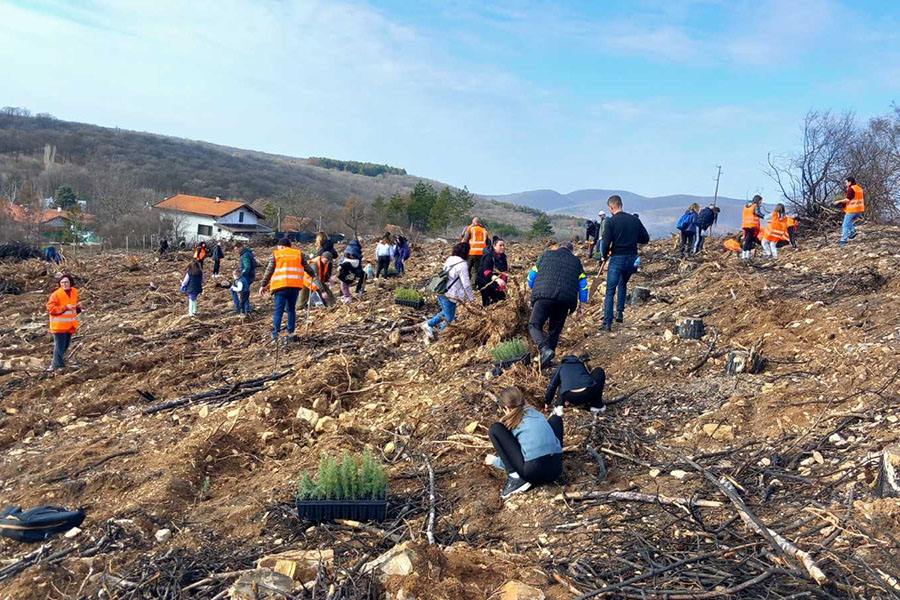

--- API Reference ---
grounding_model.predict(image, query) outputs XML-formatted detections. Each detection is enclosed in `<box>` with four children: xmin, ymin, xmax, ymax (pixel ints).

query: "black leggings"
<box><xmin>679</xmin><ymin>232</ymin><xmax>695</xmax><ymax>255</ymax></box>
<box><xmin>742</xmin><ymin>228</ymin><xmax>759</xmax><ymax>252</ymax></box>
<box><xmin>558</xmin><ymin>367</ymin><xmax>606</xmax><ymax>409</ymax></box>
<box><xmin>376</xmin><ymin>256</ymin><xmax>391</xmax><ymax>278</ymax></box>
<box><xmin>488</xmin><ymin>416</ymin><xmax>563</xmax><ymax>484</ymax></box>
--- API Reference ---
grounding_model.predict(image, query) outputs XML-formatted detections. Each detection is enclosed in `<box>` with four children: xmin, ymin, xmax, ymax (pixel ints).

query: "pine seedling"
<box><xmin>490</xmin><ymin>338</ymin><xmax>528</xmax><ymax>363</ymax></box>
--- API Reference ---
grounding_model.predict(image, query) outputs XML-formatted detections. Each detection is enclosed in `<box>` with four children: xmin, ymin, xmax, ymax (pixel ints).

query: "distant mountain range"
<box><xmin>482</xmin><ymin>189</ymin><xmax>747</xmax><ymax>236</ymax></box>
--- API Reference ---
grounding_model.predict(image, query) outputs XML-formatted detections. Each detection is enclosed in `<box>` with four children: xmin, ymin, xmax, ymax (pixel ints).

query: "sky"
<box><xmin>1</xmin><ymin>0</ymin><xmax>899</xmax><ymax>199</ymax></box>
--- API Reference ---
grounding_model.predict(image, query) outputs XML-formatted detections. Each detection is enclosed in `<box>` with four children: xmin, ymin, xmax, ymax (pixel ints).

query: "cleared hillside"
<box><xmin>0</xmin><ymin>228</ymin><xmax>898</xmax><ymax>599</ymax></box>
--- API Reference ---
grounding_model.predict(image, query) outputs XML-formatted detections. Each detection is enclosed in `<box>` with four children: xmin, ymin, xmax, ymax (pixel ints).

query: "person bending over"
<box><xmin>544</xmin><ymin>355</ymin><xmax>606</xmax><ymax>414</ymax></box>
<box><xmin>485</xmin><ymin>386</ymin><xmax>563</xmax><ymax>499</ymax></box>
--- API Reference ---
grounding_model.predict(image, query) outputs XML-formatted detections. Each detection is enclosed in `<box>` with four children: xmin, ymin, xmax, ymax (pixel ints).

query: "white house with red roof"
<box><xmin>152</xmin><ymin>194</ymin><xmax>272</xmax><ymax>242</ymax></box>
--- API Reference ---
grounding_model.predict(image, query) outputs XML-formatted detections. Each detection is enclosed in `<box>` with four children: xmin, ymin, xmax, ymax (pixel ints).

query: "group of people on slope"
<box><xmin>419</xmin><ymin>219</ymin><xmax>510</xmax><ymax>342</ymax></box>
<box><xmin>738</xmin><ymin>196</ymin><xmax>799</xmax><ymax>261</ymax></box>
<box><xmin>676</xmin><ymin>203</ymin><xmax>721</xmax><ymax>256</ymax></box>
<box><xmin>178</xmin><ymin>242</ymin><xmax>259</xmax><ymax>317</ymax></box>
<box><xmin>485</xmin><ymin>353</ymin><xmax>607</xmax><ymax>498</ymax></box>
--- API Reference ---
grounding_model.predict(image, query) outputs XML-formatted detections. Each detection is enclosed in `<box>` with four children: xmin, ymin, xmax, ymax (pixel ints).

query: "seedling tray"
<box><xmin>491</xmin><ymin>353</ymin><xmax>531</xmax><ymax>376</ymax></box>
<box><xmin>394</xmin><ymin>298</ymin><xmax>425</xmax><ymax>309</ymax></box>
<box><xmin>296</xmin><ymin>499</ymin><xmax>387</xmax><ymax>523</ymax></box>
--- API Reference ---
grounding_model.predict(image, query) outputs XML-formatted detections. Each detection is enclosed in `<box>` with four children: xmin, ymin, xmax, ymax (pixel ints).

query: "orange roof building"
<box><xmin>152</xmin><ymin>194</ymin><xmax>271</xmax><ymax>242</ymax></box>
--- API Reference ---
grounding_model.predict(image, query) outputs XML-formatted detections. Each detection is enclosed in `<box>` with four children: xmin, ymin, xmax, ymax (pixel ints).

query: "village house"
<box><xmin>3</xmin><ymin>203</ymin><xmax>96</xmax><ymax>242</ymax></box>
<box><xmin>152</xmin><ymin>194</ymin><xmax>272</xmax><ymax>242</ymax></box>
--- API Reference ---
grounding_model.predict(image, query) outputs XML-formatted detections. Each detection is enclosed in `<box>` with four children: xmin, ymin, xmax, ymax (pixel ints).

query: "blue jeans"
<box><xmin>232</xmin><ymin>289</ymin><xmax>251</xmax><ymax>313</ymax></box>
<box><xmin>394</xmin><ymin>256</ymin><xmax>405</xmax><ymax>275</ymax></box>
<box><xmin>841</xmin><ymin>212</ymin><xmax>860</xmax><ymax>242</ymax></box>
<box><xmin>604</xmin><ymin>255</ymin><xmax>637</xmax><ymax>325</ymax></box>
<box><xmin>272</xmin><ymin>287</ymin><xmax>300</xmax><ymax>339</ymax></box>
<box><xmin>52</xmin><ymin>332</ymin><xmax>72</xmax><ymax>368</ymax></box>
<box><xmin>427</xmin><ymin>295</ymin><xmax>457</xmax><ymax>331</ymax></box>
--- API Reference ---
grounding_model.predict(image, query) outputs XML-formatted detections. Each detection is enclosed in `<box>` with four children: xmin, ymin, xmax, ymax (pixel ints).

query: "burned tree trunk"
<box><xmin>630</xmin><ymin>286</ymin><xmax>651</xmax><ymax>306</ymax></box>
<box><xmin>876</xmin><ymin>446</ymin><xmax>900</xmax><ymax>498</ymax></box>
<box><xmin>675</xmin><ymin>318</ymin><xmax>704</xmax><ymax>340</ymax></box>
<box><xmin>725</xmin><ymin>350</ymin><xmax>765</xmax><ymax>375</ymax></box>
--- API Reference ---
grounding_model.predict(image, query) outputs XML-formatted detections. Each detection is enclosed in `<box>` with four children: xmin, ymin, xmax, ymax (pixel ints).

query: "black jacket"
<box><xmin>212</xmin><ymin>245</ymin><xmax>225</xmax><ymax>261</ymax></box>
<box><xmin>475</xmin><ymin>252</ymin><xmax>508</xmax><ymax>288</ymax></box>
<box><xmin>529</xmin><ymin>248</ymin><xmax>586</xmax><ymax>311</ymax></box>
<box><xmin>318</xmin><ymin>238</ymin><xmax>337</xmax><ymax>258</ymax></box>
<box><xmin>698</xmin><ymin>207</ymin><xmax>718</xmax><ymax>229</ymax></box>
<box><xmin>599</xmin><ymin>212</ymin><xmax>649</xmax><ymax>258</ymax></box>
<box><xmin>544</xmin><ymin>356</ymin><xmax>599</xmax><ymax>405</ymax></box>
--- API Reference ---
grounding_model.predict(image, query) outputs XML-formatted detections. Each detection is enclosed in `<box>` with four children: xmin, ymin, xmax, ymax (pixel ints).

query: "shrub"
<box><xmin>491</xmin><ymin>338</ymin><xmax>528</xmax><ymax>362</ymax></box>
<box><xmin>296</xmin><ymin>449</ymin><xmax>387</xmax><ymax>501</ymax></box>
<box><xmin>395</xmin><ymin>287</ymin><xmax>423</xmax><ymax>302</ymax></box>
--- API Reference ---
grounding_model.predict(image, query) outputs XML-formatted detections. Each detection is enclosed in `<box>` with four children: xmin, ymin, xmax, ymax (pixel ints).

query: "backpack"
<box><xmin>427</xmin><ymin>265</ymin><xmax>461</xmax><ymax>295</ymax></box>
<box><xmin>676</xmin><ymin>212</ymin><xmax>695</xmax><ymax>231</ymax></box>
<box><xmin>1</xmin><ymin>505</ymin><xmax>85</xmax><ymax>543</ymax></box>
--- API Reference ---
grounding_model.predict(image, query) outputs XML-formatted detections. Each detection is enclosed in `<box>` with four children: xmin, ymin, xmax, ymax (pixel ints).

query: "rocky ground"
<box><xmin>0</xmin><ymin>228</ymin><xmax>899</xmax><ymax>600</ymax></box>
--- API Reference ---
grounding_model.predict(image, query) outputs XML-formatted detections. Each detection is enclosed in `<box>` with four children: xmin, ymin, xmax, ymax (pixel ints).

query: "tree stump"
<box><xmin>725</xmin><ymin>350</ymin><xmax>765</xmax><ymax>375</ymax></box>
<box><xmin>875</xmin><ymin>446</ymin><xmax>900</xmax><ymax>498</ymax></box>
<box><xmin>674</xmin><ymin>318</ymin><xmax>704</xmax><ymax>340</ymax></box>
<box><xmin>630</xmin><ymin>286</ymin><xmax>651</xmax><ymax>306</ymax></box>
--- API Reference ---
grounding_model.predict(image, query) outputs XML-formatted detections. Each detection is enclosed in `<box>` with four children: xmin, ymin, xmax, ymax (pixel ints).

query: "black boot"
<box><xmin>539</xmin><ymin>347</ymin><xmax>556</xmax><ymax>368</ymax></box>
<box><xmin>615</xmin><ymin>312</ymin><xmax>624</xmax><ymax>323</ymax></box>
<box><xmin>600</xmin><ymin>322</ymin><xmax>612</xmax><ymax>332</ymax></box>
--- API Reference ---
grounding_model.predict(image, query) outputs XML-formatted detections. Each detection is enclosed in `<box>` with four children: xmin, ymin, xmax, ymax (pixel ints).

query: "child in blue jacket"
<box><xmin>181</xmin><ymin>259</ymin><xmax>203</xmax><ymax>316</ymax></box>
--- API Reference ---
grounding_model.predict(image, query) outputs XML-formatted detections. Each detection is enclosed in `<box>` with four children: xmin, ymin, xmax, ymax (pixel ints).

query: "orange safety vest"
<box><xmin>468</xmin><ymin>225</ymin><xmax>488</xmax><ymax>256</ymax></box>
<box><xmin>785</xmin><ymin>216</ymin><xmax>797</xmax><ymax>229</ymax></box>
<box><xmin>763</xmin><ymin>213</ymin><xmax>790</xmax><ymax>242</ymax></box>
<box><xmin>742</xmin><ymin>204</ymin><xmax>761</xmax><ymax>229</ymax></box>
<box><xmin>194</xmin><ymin>247</ymin><xmax>206</xmax><ymax>261</ymax></box>
<box><xmin>47</xmin><ymin>287</ymin><xmax>79</xmax><ymax>334</ymax></box>
<box><xmin>723</xmin><ymin>239</ymin><xmax>742</xmax><ymax>252</ymax></box>
<box><xmin>844</xmin><ymin>184</ymin><xmax>865</xmax><ymax>214</ymax></box>
<box><xmin>270</xmin><ymin>247</ymin><xmax>315</xmax><ymax>291</ymax></box>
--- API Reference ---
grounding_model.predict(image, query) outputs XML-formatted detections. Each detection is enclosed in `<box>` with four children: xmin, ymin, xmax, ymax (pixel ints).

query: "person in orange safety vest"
<box><xmin>835</xmin><ymin>176</ymin><xmax>865</xmax><ymax>246</ymax></box>
<box><xmin>741</xmin><ymin>195</ymin><xmax>765</xmax><ymax>261</ymax></box>
<box><xmin>461</xmin><ymin>217</ymin><xmax>490</xmax><ymax>276</ymax></box>
<box><xmin>259</xmin><ymin>238</ymin><xmax>316</xmax><ymax>342</ymax></box>
<box><xmin>193</xmin><ymin>242</ymin><xmax>207</xmax><ymax>265</ymax></box>
<box><xmin>761</xmin><ymin>204</ymin><xmax>789</xmax><ymax>260</ymax></box>
<box><xmin>46</xmin><ymin>273</ymin><xmax>82</xmax><ymax>371</ymax></box>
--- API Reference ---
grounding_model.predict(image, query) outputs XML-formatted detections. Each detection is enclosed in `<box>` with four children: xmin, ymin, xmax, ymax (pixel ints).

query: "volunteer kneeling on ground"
<box><xmin>544</xmin><ymin>354</ymin><xmax>606</xmax><ymax>414</ymax></box>
<box><xmin>485</xmin><ymin>386</ymin><xmax>563</xmax><ymax>499</ymax></box>
<box><xmin>46</xmin><ymin>273</ymin><xmax>82</xmax><ymax>371</ymax></box>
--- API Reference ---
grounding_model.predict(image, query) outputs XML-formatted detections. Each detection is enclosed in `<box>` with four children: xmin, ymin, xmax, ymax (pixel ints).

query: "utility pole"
<box><xmin>712</xmin><ymin>165</ymin><xmax>722</xmax><ymax>208</ymax></box>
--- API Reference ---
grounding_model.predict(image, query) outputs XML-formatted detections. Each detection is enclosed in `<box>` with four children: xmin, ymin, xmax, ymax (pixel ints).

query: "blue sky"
<box><xmin>1</xmin><ymin>0</ymin><xmax>898</xmax><ymax>199</ymax></box>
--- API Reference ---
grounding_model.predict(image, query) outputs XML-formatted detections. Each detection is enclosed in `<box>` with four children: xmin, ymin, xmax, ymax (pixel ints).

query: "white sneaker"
<box><xmin>553</xmin><ymin>406</ymin><xmax>564</xmax><ymax>417</ymax></box>
<box><xmin>420</xmin><ymin>322</ymin><xmax>435</xmax><ymax>341</ymax></box>
<box><xmin>590</xmin><ymin>405</ymin><xmax>607</xmax><ymax>414</ymax></box>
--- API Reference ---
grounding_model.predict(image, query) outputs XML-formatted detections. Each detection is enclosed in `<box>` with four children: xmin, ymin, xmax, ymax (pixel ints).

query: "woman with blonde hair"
<box><xmin>676</xmin><ymin>203</ymin><xmax>700</xmax><ymax>256</ymax></box>
<box><xmin>485</xmin><ymin>386</ymin><xmax>563</xmax><ymax>498</ymax></box>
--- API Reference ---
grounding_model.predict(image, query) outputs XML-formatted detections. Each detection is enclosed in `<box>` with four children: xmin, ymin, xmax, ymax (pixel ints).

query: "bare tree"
<box><xmin>341</xmin><ymin>195</ymin><xmax>367</xmax><ymax>238</ymax></box>
<box><xmin>766</xmin><ymin>110</ymin><xmax>856</xmax><ymax>221</ymax></box>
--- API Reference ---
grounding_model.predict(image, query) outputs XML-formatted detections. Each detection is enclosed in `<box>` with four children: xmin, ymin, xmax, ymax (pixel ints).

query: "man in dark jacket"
<box><xmin>212</xmin><ymin>241</ymin><xmax>225</xmax><ymax>277</ymax></box>
<box><xmin>599</xmin><ymin>195</ymin><xmax>650</xmax><ymax>331</ymax></box>
<box><xmin>234</xmin><ymin>242</ymin><xmax>257</xmax><ymax>314</ymax></box>
<box><xmin>694</xmin><ymin>205</ymin><xmax>720</xmax><ymax>253</ymax></box>
<box><xmin>544</xmin><ymin>355</ymin><xmax>606</xmax><ymax>413</ymax></box>
<box><xmin>527</xmin><ymin>241</ymin><xmax>589</xmax><ymax>367</ymax></box>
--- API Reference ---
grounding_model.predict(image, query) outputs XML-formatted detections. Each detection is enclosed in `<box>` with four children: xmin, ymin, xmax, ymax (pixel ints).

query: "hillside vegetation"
<box><xmin>0</xmin><ymin>113</ymin><xmax>570</xmax><ymax>241</ymax></box>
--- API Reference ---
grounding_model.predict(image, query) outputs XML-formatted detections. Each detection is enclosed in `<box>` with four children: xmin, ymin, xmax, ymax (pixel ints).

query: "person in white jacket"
<box><xmin>421</xmin><ymin>242</ymin><xmax>474</xmax><ymax>341</ymax></box>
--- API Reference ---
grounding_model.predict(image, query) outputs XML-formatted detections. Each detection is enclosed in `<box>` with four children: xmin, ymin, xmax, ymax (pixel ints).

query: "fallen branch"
<box><xmin>689</xmin><ymin>326</ymin><xmax>719</xmax><ymax>373</ymax></box>
<box><xmin>424</xmin><ymin>456</ymin><xmax>436</xmax><ymax>545</ymax></box>
<box><xmin>659</xmin><ymin>445</ymin><xmax>828</xmax><ymax>585</ymax></box>
<box><xmin>44</xmin><ymin>449</ymin><xmax>138</xmax><ymax>483</ymax></box>
<box><xmin>555</xmin><ymin>490</ymin><xmax>723</xmax><ymax>509</ymax></box>
<box><xmin>144</xmin><ymin>370</ymin><xmax>292</xmax><ymax>414</ymax></box>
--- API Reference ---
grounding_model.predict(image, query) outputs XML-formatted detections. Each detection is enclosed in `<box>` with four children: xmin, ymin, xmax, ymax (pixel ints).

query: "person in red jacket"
<box><xmin>46</xmin><ymin>274</ymin><xmax>82</xmax><ymax>371</ymax></box>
